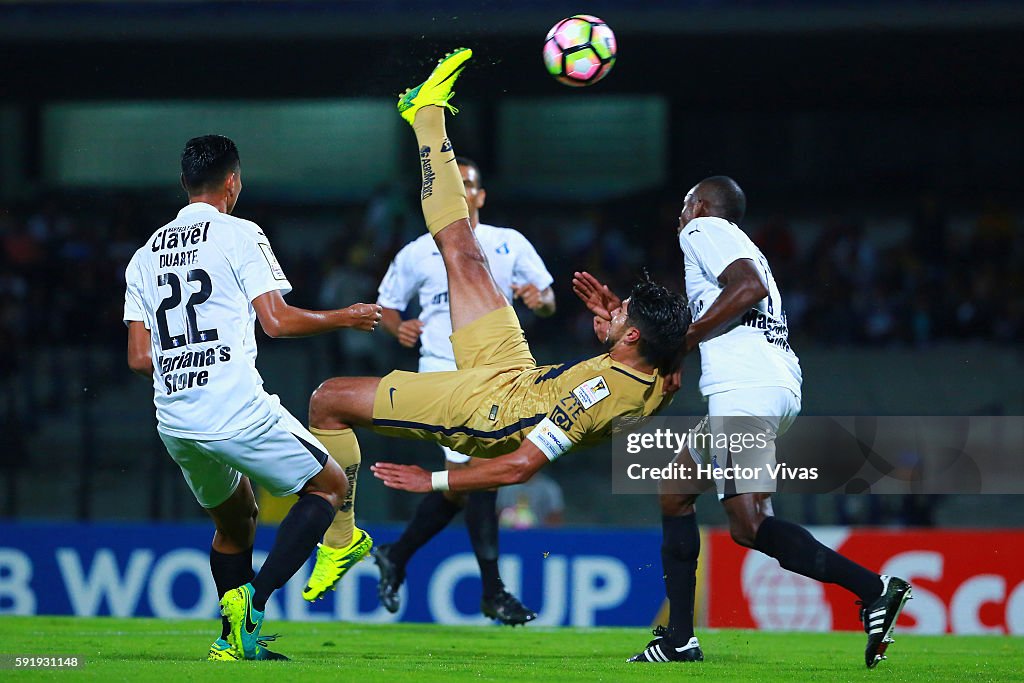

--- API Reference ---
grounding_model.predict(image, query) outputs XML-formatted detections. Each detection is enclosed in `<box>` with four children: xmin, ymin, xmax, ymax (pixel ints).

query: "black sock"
<box><xmin>661</xmin><ymin>513</ymin><xmax>699</xmax><ymax>642</ymax></box>
<box><xmin>210</xmin><ymin>547</ymin><xmax>254</xmax><ymax>640</ymax></box>
<box><xmin>466</xmin><ymin>490</ymin><xmax>503</xmax><ymax>599</ymax></box>
<box><xmin>251</xmin><ymin>493</ymin><xmax>335</xmax><ymax>611</ymax></box>
<box><xmin>754</xmin><ymin>516</ymin><xmax>883</xmax><ymax>602</ymax></box>
<box><xmin>389</xmin><ymin>491</ymin><xmax>462</xmax><ymax>575</ymax></box>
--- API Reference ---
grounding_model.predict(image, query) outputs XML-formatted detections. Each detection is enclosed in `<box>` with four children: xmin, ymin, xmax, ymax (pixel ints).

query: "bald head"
<box><xmin>678</xmin><ymin>175</ymin><xmax>747</xmax><ymax>232</ymax></box>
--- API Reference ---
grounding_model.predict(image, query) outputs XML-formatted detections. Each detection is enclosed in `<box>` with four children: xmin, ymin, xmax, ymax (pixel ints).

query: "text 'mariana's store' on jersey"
<box><xmin>678</xmin><ymin>216</ymin><xmax>802</xmax><ymax>398</ymax></box>
<box><xmin>123</xmin><ymin>202</ymin><xmax>292</xmax><ymax>438</ymax></box>
<box><xmin>377</xmin><ymin>223</ymin><xmax>554</xmax><ymax>362</ymax></box>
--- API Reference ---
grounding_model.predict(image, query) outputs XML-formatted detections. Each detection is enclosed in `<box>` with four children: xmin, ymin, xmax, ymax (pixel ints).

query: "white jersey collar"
<box><xmin>178</xmin><ymin>202</ymin><xmax>219</xmax><ymax>217</ymax></box>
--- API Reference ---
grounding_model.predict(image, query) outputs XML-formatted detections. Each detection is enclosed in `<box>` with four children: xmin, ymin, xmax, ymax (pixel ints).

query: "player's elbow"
<box><xmin>752</xmin><ymin>279</ymin><xmax>769</xmax><ymax>301</ymax></box>
<box><xmin>127</xmin><ymin>351</ymin><xmax>151</xmax><ymax>377</ymax></box>
<box><xmin>255</xmin><ymin>299</ymin><xmax>299</xmax><ymax>338</ymax></box>
<box><xmin>259</xmin><ymin>314</ymin><xmax>286</xmax><ymax>338</ymax></box>
<box><xmin>502</xmin><ymin>454</ymin><xmax>538</xmax><ymax>486</ymax></box>
<box><xmin>741</xmin><ymin>277</ymin><xmax>769</xmax><ymax>307</ymax></box>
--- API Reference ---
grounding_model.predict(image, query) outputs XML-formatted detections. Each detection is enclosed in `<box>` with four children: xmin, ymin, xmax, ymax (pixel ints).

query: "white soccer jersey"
<box><xmin>678</xmin><ymin>216</ymin><xmax>802</xmax><ymax>398</ymax></box>
<box><xmin>377</xmin><ymin>223</ymin><xmax>554</xmax><ymax>362</ymax></box>
<box><xmin>123</xmin><ymin>202</ymin><xmax>292</xmax><ymax>438</ymax></box>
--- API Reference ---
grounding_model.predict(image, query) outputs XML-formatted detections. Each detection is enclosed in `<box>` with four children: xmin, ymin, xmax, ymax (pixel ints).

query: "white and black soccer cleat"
<box><xmin>859</xmin><ymin>575</ymin><xmax>913</xmax><ymax>668</ymax></box>
<box><xmin>627</xmin><ymin>626</ymin><xmax>704</xmax><ymax>663</ymax></box>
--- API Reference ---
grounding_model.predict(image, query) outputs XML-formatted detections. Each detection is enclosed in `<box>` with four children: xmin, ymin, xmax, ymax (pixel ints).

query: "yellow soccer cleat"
<box><xmin>397</xmin><ymin>47</ymin><xmax>473</xmax><ymax>126</ymax></box>
<box><xmin>207</xmin><ymin>638</ymin><xmax>240</xmax><ymax>662</ymax></box>
<box><xmin>301</xmin><ymin>527</ymin><xmax>374</xmax><ymax>601</ymax></box>
<box><xmin>219</xmin><ymin>583</ymin><xmax>290</xmax><ymax>661</ymax></box>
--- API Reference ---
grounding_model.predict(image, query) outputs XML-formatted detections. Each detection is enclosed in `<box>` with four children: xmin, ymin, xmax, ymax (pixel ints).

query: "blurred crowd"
<box><xmin>752</xmin><ymin>195</ymin><xmax>1024</xmax><ymax>347</ymax></box>
<box><xmin>1</xmin><ymin>189</ymin><xmax>1021</xmax><ymax>384</ymax></box>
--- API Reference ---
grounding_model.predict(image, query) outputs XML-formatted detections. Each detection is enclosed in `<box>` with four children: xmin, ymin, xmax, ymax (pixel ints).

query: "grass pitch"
<box><xmin>0</xmin><ymin>617</ymin><xmax>1019</xmax><ymax>682</ymax></box>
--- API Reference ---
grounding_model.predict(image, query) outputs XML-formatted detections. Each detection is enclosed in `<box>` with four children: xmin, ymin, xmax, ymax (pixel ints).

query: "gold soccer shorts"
<box><xmin>371</xmin><ymin>307</ymin><xmax>537</xmax><ymax>458</ymax></box>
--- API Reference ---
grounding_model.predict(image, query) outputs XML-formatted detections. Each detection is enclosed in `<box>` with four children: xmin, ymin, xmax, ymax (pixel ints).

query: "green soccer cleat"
<box><xmin>219</xmin><ymin>583</ymin><xmax>289</xmax><ymax>661</ymax></box>
<box><xmin>397</xmin><ymin>47</ymin><xmax>473</xmax><ymax>126</ymax></box>
<box><xmin>302</xmin><ymin>527</ymin><xmax>374</xmax><ymax>602</ymax></box>
<box><xmin>207</xmin><ymin>638</ymin><xmax>239</xmax><ymax>662</ymax></box>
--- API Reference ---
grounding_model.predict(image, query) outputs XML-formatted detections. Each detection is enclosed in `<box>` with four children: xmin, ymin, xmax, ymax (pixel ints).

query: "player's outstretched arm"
<box><xmin>372</xmin><ymin>441</ymin><xmax>549</xmax><ymax>493</ymax></box>
<box><xmin>253</xmin><ymin>290</ymin><xmax>382</xmax><ymax>338</ymax></box>
<box><xmin>572</xmin><ymin>271</ymin><xmax>621</xmax><ymax>320</ymax></box>
<box><xmin>684</xmin><ymin>258</ymin><xmax>767</xmax><ymax>351</ymax></box>
<box><xmin>127</xmin><ymin>321</ymin><xmax>153</xmax><ymax>378</ymax></box>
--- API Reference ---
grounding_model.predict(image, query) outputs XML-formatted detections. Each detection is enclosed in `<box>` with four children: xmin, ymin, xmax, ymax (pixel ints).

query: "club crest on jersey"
<box><xmin>258</xmin><ymin>243</ymin><xmax>287</xmax><ymax>281</ymax></box>
<box><xmin>572</xmin><ymin>376</ymin><xmax>610</xmax><ymax>410</ymax></box>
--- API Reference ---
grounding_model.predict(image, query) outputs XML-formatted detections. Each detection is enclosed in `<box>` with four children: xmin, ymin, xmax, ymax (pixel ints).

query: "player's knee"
<box><xmin>241</xmin><ymin>515</ymin><xmax>257</xmax><ymax>546</ymax></box>
<box><xmin>246</xmin><ymin>500</ymin><xmax>259</xmax><ymax>525</ymax></box>
<box><xmin>304</xmin><ymin>458</ymin><xmax>348</xmax><ymax>509</ymax></box>
<box><xmin>238</xmin><ymin>502</ymin><xmax>258</xmax><ymax>543</ymax></box>
<box><xmin>729</xmin><ymin>524</ymin><xmax>755</xmax><ymax>548</ymax></box>
<box><xmin>320</xmin><ymin>485</ymin><xmax>346</xmax><ymax>511</ymax></box>
<box><xmin>218</xmin><ymin>514</ymin><xmax>256</xmax><ymax>549</ymax></box>
<box><xmin>728</xmin><ymin>517</ymin><xmax>760</xmax><ymax>548</ymax></box>
<box><xmin>659</xmin><ymin>493</ymin><xmax>697</xmax><ymax>517</ymax></box>
<box><xmin>309</xmin><ymin>378</ymin><xmax>347</xmax><ymax>428</ymax></box>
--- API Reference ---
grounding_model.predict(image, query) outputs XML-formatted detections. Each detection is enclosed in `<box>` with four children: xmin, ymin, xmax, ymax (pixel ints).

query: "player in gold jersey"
<box><xmin>300</xmin><ymin>49</ymin><xmax>689</xmax><ymax>600</ymax></box>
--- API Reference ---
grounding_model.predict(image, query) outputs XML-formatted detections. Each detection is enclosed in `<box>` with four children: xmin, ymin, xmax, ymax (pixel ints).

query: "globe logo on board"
<box><xmin>740</xmin><ymin>530</ymin><xmax>850</xmax><ymax>631</ymax></box>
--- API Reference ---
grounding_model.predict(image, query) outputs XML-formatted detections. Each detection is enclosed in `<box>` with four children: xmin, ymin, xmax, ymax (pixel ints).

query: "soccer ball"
<box><xmin>542</xmin><ymin>15</ymin><xmax>617</xmax><ymax>87</ymax></box>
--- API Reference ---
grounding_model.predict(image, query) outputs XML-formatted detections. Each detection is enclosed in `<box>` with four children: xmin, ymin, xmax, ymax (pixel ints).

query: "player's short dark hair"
<box><xmin>698</xmin><ymin>175</ymin><xmax>746</xmax><ymax>224</ymax></box>
<box><xmin>455</xmin><ymin>156</ymin><xmax>482</xmax><ymax>186</ymax></box>
<box><xmin>626</xmin><ymin>275</ymin><xmax>691</xmax><ymax>375</ymax></box>
<box><xmin>181</xmin><ymin>135</ymin><xmax>240</xmax><ymax>194</ymax></box>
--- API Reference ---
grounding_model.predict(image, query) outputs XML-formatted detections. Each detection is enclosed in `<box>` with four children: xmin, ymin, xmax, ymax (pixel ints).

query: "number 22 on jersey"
<box><xmin>155</xmin><ymin>268</ymin><xmax>219</xmax><ymax>351</ymax></box>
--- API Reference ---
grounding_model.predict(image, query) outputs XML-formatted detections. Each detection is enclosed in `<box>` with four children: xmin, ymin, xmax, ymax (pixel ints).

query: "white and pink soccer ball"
<box><xmin>543</xmin><ymin>15</ymin><xmax>617</xmax><ymax>87</ymax></box>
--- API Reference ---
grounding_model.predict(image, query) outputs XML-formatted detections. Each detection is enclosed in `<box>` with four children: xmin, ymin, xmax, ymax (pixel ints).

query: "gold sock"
<box><xmin>309</xmin><ymin>427</ymin><xmax>361</xmax><ymax>548</ymax></box>
<box><xmin>412</xmin><ymin>105</ymin><xmax>469</xmax><ymax>235</ymax></box>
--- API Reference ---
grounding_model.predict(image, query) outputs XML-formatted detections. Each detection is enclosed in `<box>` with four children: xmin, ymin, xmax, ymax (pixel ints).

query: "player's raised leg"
<box><xmin>398</xmin><ymin>49</ymin><xmax>509</xmax><ymax>333</ymax></box>
<box><xmin>300</xmin><ymin>377</ymin><xmax>380</xmax><ymax>601</ymax></box>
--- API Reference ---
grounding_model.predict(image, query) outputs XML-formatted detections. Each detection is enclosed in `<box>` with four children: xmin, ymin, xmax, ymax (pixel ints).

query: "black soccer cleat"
<box><xmin>859</xmin><ymin>574</ymin><xmax>913</xmax><ymax>668</ymax></box>
<box><xmin>627</xmin><ymin>626</ymin><xmax>704</xmax><ymax>663</ymax></box>
<box><xmin>481</xmin><ymin>589</ymin><xmax>538</xmax><ymax>626</ymax></box>
<box><xmin>372</xmin><ymin>544</ymin><xmax>404</xmax><ymax>614</ymax></box>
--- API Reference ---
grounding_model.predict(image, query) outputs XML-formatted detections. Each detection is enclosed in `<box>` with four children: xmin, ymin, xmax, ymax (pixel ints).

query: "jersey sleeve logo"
<box><xmin>572</xmin><ymin>376</ymin><xmax>610</xmax><ymax>410</ymax></box>
<box><xmin>258</xmin><ymin>242</ymin><xmax>287</xmax><ymax>281</ymax></box>
<box><xmin>527</xmin><ymin>417</ymin><xmax>572</xmax><ymax>462</ymax></box>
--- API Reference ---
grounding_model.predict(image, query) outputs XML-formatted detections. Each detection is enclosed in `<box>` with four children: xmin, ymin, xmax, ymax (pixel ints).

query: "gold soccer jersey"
<box><xmin>371</xmin><ymin>306</ymin><xmax>667</xmax><ymax>459</ymax></box>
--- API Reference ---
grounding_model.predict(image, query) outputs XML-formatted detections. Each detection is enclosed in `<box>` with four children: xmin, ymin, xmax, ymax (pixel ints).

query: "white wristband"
<box><xmin>430</xmin><ymin>470</ymin><xmax>450</xmax><ymax>492</ymax></box>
